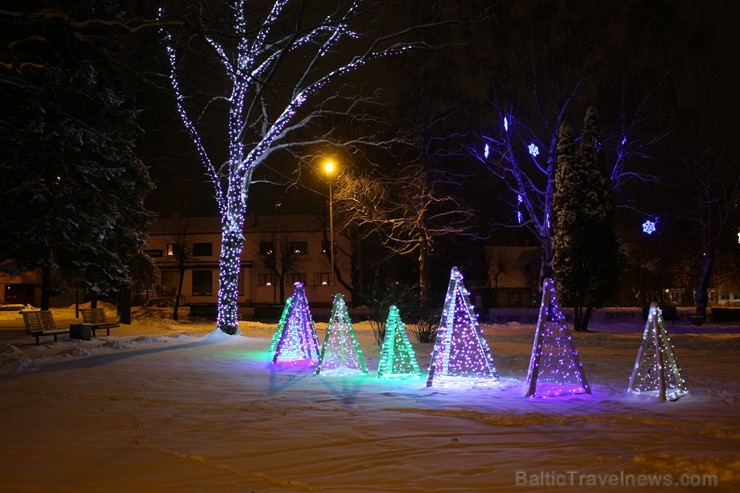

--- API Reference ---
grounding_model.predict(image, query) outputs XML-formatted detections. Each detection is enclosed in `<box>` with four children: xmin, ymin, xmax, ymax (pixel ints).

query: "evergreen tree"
<box><xmin>0</xmin><ymin>1</ymin><xmax>155</xmax><ymax>309</ymax></box>
<box><xmin>552</xmin><ymin>107</ymin><xmax>624</xmax><ymax>332</ymax></box>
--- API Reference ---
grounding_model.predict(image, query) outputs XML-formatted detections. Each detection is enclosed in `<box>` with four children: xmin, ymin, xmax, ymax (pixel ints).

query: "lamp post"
<box><xmin>323</xmin><ymin>160</ymin><xmax>337</xmax><ymax>286</ymax></box>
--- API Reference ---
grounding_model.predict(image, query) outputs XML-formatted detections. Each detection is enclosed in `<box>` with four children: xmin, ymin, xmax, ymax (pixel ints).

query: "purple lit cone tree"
<box><xmin>426</xmin><ymin>267</ymin><xmax>498</xmax><ymax>387</ymax></box>
<box><xmin>315</xmin><ymin>294</ymin><xmax>368</xmax><ymax>375</ymax></box>
<box><xmin>627</xmin><ymin>303</ymin><xmax>688</xmax><ymax>401</ymax></box>
<box><xmin>525</xmin><ymin>278</ymin><xmax>591</xmax><ymax>398</ymax></box>
<box><xmin>271</xmin><ymin>283</ymin><xmax>320</xmax><ymax>364</ymax></box>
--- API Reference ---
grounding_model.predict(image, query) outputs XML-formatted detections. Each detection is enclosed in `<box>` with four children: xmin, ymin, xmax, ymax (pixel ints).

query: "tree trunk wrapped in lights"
<box><xmin>426</xmin><ymin>267</ymin><xmax>498</xmax><ymax>387</ymax></box>
<box><xmin>160</xmin><ymin>0</ymin><xmax>422</xmax><ymax>334</ymax></box>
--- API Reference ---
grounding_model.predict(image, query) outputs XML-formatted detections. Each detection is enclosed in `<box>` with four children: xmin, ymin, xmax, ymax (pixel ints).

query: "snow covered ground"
<box><xmin>0</xmin><ymin>306</ymin><xmax>737</xmax><ymax>492</ymax></box>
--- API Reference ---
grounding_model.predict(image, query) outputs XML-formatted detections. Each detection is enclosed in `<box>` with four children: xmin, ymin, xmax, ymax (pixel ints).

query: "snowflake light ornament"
<box><xmin>528</xmin><ymin>143</ymin><xmax>539</xmax><ymax>157</ymax></box>
<box><xmin>642</xmin><ymin>219</ymin><xmax>657</xmax><ymax>235</ymax></box>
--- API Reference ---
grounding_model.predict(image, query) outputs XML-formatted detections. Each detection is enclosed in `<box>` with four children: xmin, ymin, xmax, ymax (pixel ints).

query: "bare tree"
<box><xmin>462</xmin><ymin>1</ymin><xmax>687</xmax><ymax>287</ymax></box>
<box><xmin>334</xmin><ymin>160</ymin><xmax>481</xmax><ymax>320</ymax></box>
<box><xmin>254</xmin><ymin>228</ymin><xmax>304</xmax><ymax>305</ymax></box>
<box><xmin>679</xmin><ymin>145</ymin><xmax>740</xmax><ymax>320</ymax></box>
<box><xmin>485</xmin><ymin>246</ymin><xmax>515</xmax><ymax>306</ymax></box>
<box><xmin>159</xmin><ymin>0</ymin><xmax>437</xmax><ymax>334</ymax></box>
<box><xmin>167</xmin><ymin>218</ymin><xmax>198</xmax><ymax>321</ymax></box>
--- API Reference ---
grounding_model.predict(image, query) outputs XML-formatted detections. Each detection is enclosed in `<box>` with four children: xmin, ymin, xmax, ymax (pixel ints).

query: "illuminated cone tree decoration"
<box><xmin>268</xmin><ymin>296</ymin><xmax>292</xmax><ymax>355</ymax></box>
<box><xmin>525</xmin><ymin>278</ymin><xmax>591</xmax><ymax>398</ymax></box>
<box><xmin>377</xmin><ymin>306</ymin><xmax>421</xmax><ymax>379</ymax></box>
<box><xmin>271</xmin><ymin>283</ymin><xmax>320</xmax><ymax>364</ymax></box>
<box><xmin>627</xmin><ymin>303</ymin><xmax>688</xmax><ymax>401</ymax></box>
<box><xmin>315</xmin><ymin>293</ymin><xmax>368</xmax><ymax>375</ymax></box>
<box><xmin>426</xmin><ymin>267</ymin><xmax>499</xmax><ymax>387</ymax></box>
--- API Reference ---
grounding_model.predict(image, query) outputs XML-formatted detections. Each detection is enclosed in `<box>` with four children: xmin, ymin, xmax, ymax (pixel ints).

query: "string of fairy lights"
<box><xmin>158</xmin><ymin>1</ymin><xmax>412</xmax><ymax>334</ymax></box>
<box><xmin>265</xmin><ymin>269</ymin><xmax>688</xmax><ymax>403</ymax></box>
<box><xmin>315</xmin><ymin>294</ymin><xmax>368</xmax><ymax>375</ymax></box>
<box><xmin>271</xmin><ymin>283</ymin><xmax>321</xmax><ymax>364</ymax></box>
<box><xmin>627</xmin><ymin>303</ymin><xmax>688</xmax><ymax>401</ymax></box>
<box><xmin>377</xmin><ymin>306</ymin><xmax>421</xmax><ymax>379</ymax></box>
<box><xmin>525</xmin><ymin>278</ymin><xmax>591</xmax><ymax>398</ymax></box>
<box><xmin>426</xmin><ymin>267</ymin><xmax>499</xmax><ymax>387</ymax></box>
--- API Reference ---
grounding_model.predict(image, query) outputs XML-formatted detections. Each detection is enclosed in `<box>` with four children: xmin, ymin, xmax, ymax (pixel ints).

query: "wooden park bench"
<box><xmin>80</xmin><ymin>307</ymin><xmax>120</xmax><ymax>336</ymax></box>
<box><xmin>21</xmin><ymin>310</ymin><xmax>69</xmax><ymax>345</ymax></box>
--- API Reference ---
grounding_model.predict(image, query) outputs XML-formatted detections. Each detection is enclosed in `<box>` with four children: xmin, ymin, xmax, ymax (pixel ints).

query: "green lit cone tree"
<box><xmin>377</xmin><ymin>305</ymin><xmax>421</xmax><ymax>379</ymax></box>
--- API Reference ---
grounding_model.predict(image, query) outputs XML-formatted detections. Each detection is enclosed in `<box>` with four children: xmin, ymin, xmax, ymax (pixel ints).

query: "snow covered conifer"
<box><xmin>552</xmin><ymin>107</ymin><xmax>624</xmax><ymax>332</ymax></box>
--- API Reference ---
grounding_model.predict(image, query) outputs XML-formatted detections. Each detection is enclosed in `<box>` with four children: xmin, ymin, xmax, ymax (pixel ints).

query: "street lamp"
<box><xmin>323</xmin><ymin>160</ymin><xmax>337</xmax><ymax>286</ymax></box>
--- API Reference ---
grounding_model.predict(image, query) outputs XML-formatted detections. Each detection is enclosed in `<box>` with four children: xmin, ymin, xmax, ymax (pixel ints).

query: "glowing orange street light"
<box><xmin>323</xmin><ymin>160</ymin><xmax>337</xmax><ymax>286</ymax></box>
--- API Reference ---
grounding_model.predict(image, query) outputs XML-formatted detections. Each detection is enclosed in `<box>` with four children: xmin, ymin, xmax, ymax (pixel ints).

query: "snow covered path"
<box><xmin>0</xmin><ymin>318</ymin><xmax>738</xmax><ymax>492</ymax></box>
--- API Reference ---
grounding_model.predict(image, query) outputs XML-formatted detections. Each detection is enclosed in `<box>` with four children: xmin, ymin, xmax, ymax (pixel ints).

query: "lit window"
<box><xmin>259</xmin><ymin>242</ymin><xmax>274</xmax><ymax>256</ymax></box>
<box><xmin>258</xmin><ymin>273</ymin><xmax>274</xmax><ymax>287</ymax></box>
<box><xmin>314</xmin><ymin>272</ymin><xmax>330</xmax><ymax>286</ymax></box>
<box><xmin>289</xmin><ymin>241</ymin><xmax>308</xmax><ymax>255</ymax></box>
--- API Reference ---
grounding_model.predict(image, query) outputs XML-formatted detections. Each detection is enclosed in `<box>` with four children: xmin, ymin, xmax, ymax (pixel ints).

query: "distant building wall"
<box><xmin>144</xmin><ymin>215</ymin><xmax>352</xmax><ymax>307</ymax></box>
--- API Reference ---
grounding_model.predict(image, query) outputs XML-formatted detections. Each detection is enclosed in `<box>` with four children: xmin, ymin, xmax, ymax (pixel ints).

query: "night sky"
<box><xmin>138</xmin><ymin>0</ymin><xmax>739</xmax><ymax>224</ymax></box>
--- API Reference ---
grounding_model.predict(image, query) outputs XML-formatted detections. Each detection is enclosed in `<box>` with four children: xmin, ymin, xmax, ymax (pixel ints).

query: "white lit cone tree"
<box><xmin>316</xmin><ymin>293</ymin><xmax>368</xmax><ymax>375</ymax></box>
<box><xmin>160</xmin><ymin>0</ymin><xmax>421</xmax><ymax>334</ymax></box>
<box><xmin>426</xmin><ymin>267</ymin><xmax>498</xmax><ymax>387</ymax></box>
<box><xmin>525</xmin><ymin>278</ymin><xmax>591</xmax><ymax>398</ymax></box>
<box><xmin>627</xmin><ymin>303</ymin><xmax>688</xmax><ymax>402</ymax></box>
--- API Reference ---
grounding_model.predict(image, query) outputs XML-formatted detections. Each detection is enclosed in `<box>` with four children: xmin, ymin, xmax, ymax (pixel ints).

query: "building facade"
<box><xmin>143</xmin><ymin>214</ymin><xmax>351</xmax><ymax>307</ymax></box>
